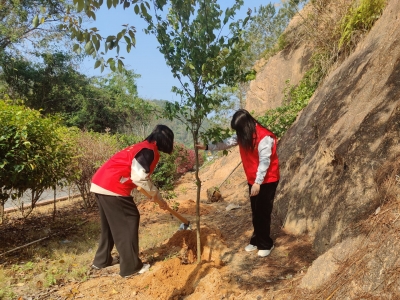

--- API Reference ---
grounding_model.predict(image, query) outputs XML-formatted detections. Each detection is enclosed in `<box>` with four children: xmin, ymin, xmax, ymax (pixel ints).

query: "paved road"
<box><xmin>4</xmin><ymin>186</ymin><xmax>79</xmax><ymax>209</ymax></box>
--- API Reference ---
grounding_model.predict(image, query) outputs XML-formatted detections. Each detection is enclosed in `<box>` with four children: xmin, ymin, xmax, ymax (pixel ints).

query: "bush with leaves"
<box><xmin>152</xmin><ymin>143</ymin><xmax>204</xmax><ymax>199</ymax></box>
<box><xmin>175</xmin><ymin>144</ymin><xmax>204</xmax><ymax>176</ymax></box>
<box><xmin>0</xmin><ymin>100</ymin><xmax>75</xmax><ymax>219</ymax></box>
<box><xmin>67</xmin><ymin>130</ymin><xmax>122</xmax><ymax>209</ymax></box>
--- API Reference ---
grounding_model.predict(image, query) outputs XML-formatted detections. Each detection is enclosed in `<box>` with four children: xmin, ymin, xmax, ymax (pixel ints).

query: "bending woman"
<box><xmin>90</xmin><ymin>125</ymin><xmax>174</xmax><ymax>277</ymax></box>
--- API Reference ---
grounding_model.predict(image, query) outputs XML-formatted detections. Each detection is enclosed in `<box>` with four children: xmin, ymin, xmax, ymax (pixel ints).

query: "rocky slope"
<box><xmin>203</xmin><ymin>0</ymin><xmax>400</xmax><ymax>296</ymax></box>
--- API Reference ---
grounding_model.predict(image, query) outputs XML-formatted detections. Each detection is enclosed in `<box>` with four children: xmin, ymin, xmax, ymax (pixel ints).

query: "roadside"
<box><xmin>4</xmin><ymin>186</ymin><xmax>79</xmax><ymax>210</ymax></box>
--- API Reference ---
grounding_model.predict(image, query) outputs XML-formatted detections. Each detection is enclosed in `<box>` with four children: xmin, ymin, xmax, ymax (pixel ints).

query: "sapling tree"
<box><xmin>144</xmin><ymin>0</ymin><xmax>255</xmax><ymax>263</ymax></box>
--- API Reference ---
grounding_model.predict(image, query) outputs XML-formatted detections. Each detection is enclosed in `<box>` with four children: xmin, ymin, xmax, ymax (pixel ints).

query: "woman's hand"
<box><xmin>196</xmin><ymin>144</ymin><xmax>206</xmax><ymax>150</ymax></box>
<box><xmin>157</xmin><ymin>199</ymin><xmax>168</xmax><ymax>210</ymax></box>
<box><xmin>250</xmin><ymin>183</ymin><xmax>260</xmax><ymax>196</ymax></box>
<box><xmin>152</xmin><ymin>191</ymin><xmax>168</xmax><ymax>210</ymax></box>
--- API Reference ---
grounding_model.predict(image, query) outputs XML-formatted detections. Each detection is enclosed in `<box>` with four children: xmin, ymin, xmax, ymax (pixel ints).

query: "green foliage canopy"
<box><xmin>0</xmin><ymin>100</ymin><xmax>75</xmax><ymax>214</ymax></box>
<box><xmin>0</xmin><ymin>0</ymin><xmax>74</xmax><ymax>50</ymax></box>
<box><xmin>0</xmin><ymin>51</ymin><xmax>154</xmax><ymax>134</ymax></box>
<box><xmin>144</xmin><ymin>0</ymin><xmax>254</xmax><ymax>263</ymax></box>
<box><xmin>144</xmin><ymin>0</ymin><xmax>253</xmax><ymax>143</ymax></box>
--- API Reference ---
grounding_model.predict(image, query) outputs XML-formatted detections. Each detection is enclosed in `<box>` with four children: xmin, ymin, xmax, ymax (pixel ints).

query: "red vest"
<box><xmin>239</xmin><ymin>124</ymin><xmax>280</xmax><ymax>185</ymax></box>
<box><xmin>91</xmin><ymin>141</ymin><xmax>160</xmax><ymax>196</ymax></box>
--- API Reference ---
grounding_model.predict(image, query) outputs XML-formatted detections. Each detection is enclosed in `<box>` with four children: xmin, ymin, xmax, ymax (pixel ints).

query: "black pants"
<box><xmin>93</xmin><ymin>194</ymin><xmax>143</xmax><ymax>277</ymax></box>
<box><xmin>248</xmin><ymin>181</ymin><xmax>279</xmax><ymax>250</ymax></box>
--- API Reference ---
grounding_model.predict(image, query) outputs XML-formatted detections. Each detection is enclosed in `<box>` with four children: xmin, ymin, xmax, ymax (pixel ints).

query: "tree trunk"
<box><xmin>193</xmin><ymin>131</ymin><xmax>202</xmax><ymax>264</ymax></box>
<box><xmin>52</xmin><ymin>187</ymin><xmax>56</xmax><ymax>221</ymax></box>
<box><xmin>0</xmin><ymin>202</ymin><xmax>4</xmax><ymax>224</ymax></box>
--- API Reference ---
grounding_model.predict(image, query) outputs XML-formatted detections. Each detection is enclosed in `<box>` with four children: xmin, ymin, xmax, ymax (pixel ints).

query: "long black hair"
<box><xmin>230</xmin><ymin>109</ymin><xmax>259</xmax><ymax>151</ymax></box>
<box><xmin>145</xmin><ymin>125</ymin><xmax>174</xmax><ymax>154</ymax></box>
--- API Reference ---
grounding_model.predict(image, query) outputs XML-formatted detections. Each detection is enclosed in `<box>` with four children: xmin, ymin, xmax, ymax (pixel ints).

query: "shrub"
<box><xmin>115</xmin><ymin>132</ymin><xmax>143</xmax><ymax>148</ymax></box>
<box><xmin>152</xmin><ymin>143</ymin><xmax>203</xmax><ymax>198</ymax></box>
<box><xmin>175</xmin><ymin>144</ymin><xmax>204</xmax><ymax>176</ymax></box>
<box><xmin>67</xmin><ymin>130</ymin><xmax>122</xmax><ymax>209</ymax></box>
<box><xmin>0</xmin><ymin>100</ymin><xmax>75</xmax><ymax>219</ymax></box>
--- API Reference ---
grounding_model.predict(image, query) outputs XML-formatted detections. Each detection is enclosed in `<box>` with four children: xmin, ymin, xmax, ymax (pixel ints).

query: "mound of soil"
<box><xmin>175</xmin><ymin>199</ymin><xmax>214</xmax><ymax>216</ymax></box>
<box><xmin>56</xmin><ymin>225</ymin><xmax>228</xmax><ymax>300</ymax></box>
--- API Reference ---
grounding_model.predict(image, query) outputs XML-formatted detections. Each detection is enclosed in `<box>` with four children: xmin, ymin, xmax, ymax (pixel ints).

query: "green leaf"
<box><xmin>107</xmin><ymin>0</ymin><xmax>112</xmax><ymax>9</ymax></box>
<box><xmin>77</xmin><ymin>0</ymin><xmax>84</xmax><ymax>12</ymax></box>
<box><xmin>84</xmin><ymin>41</ymin><xmax>93</xmax><ymax>52</ymax></box>
<box><xmin>118</xmin><ymin>59</ymin><xmax>124</xmax><ymax>72</ymax></box>
<box><xmin>32</xmin><ymin>15</ymin><xmax>39</xmax><ymax>28</ymax></box>
<box><xmin>88</xmin><ymin>10</ymin><xmax>96</xmax><ymax>20</ymax></box>
<box><xmin>134</xmin><ymin>4</ymin><xmax>139</xmax><ymax>14</ymax></box>
<box><xmin>94</xmin><ymin>60</ymin><xmax>101</xmax><ymax>69</ymax></box>
<box><xmin>110</xmin><ymin>61</ymin><xmax>116</xmax><ymax>72</ymax></box>
<box><xmin>106</xmin><ymin>35</ymin><xmax>115</xmax><ymax>42</ymax></box>
<box><xmin>140</xmin><ymin>3</ymin><xmax>147</xmax><ymax>14</ymax></box>
<box><xmin>93</xmin><ymin>35</ymin><xmax>100</xmax><ymax>50</ymax></box>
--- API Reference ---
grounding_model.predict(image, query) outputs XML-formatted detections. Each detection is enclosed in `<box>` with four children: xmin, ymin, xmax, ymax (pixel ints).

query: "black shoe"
<box><xmin>91</xmin><ymin>256</ymin><xmax>119</xmax><ymax>270</ymax></box>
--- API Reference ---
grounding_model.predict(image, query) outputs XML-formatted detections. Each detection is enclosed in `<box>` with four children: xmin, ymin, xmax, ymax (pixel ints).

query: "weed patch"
<box><xmin>339</xmin><ymin>0</ymin><xmax>387</xmax><ymax>51</ymax></box>
<box><xmin>257</xmin><ymin>66</ymin><xmax>320</xmax><ymax>137</ymax></box>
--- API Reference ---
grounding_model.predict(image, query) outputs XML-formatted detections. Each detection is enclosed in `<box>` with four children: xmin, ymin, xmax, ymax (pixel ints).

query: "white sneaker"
<box><xmin>244</xmin><ymin>244</ymin><xmax>257</xmax><ymax>252</ymax></box>
<box><xmin>258</xmin><ymin>245</ymin><xmax>274</xmax><ymax>257</ymax></box>
<box><xmin>91</xmin><ymin>264</ymin><xmax>101</xmax><ymax>270</ymax></box>
<box><xmin>138</xmin><ymin>263</ymin><xmax>150</xmax><ymax>274</ymax></box>
<box><xmin>124</xmin><ymin>264</ymin><xmax>151</xmax><ymax>278</ymax></box>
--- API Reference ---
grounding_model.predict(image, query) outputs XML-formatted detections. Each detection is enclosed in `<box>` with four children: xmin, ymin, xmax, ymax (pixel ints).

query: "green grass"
<box><xmin>339</xmin><ymin>0</ymin><xmax>387</xmax><ymax>49</ymax></box>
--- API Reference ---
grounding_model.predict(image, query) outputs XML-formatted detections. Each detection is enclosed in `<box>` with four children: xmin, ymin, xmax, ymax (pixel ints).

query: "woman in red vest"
<box><xmin>197</xmin><ymin>109</ymin><xmax>279</xmax><ymax>257</ymax></box>
<box><xmin>90</xmin><ymin>125</ymin><xmax>174</xmax><ymax>277</ymax></box>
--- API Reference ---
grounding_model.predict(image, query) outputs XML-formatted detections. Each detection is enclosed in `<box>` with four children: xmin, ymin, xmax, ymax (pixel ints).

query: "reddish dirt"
<box><xmin>52</xmin><ymin>158</ymin><xmax>317</xmax><ymax>300</ymax></box>
<box><xmin>0</xmin><ymin>153</ymin><xmax>317</xmax><ymax>299</ymax></box>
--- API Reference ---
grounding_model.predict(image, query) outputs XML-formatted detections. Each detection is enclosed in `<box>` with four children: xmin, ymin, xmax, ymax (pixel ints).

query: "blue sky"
<box><xmin>81</xmin><ymin>1</ymin><xmax>279</xmax><ymax>102</ymax></box>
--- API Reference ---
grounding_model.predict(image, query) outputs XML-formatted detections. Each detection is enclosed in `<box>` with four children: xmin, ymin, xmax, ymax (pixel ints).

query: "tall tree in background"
<box><xmin>0</xmin><ymin>52</ymin><xmax>86</xmax><ymax>113</ymax></box>
<box><xmin>95</xmin><ymin>70</ymin><xmax>155</xmax><ymax>136</ymax></box>
<box><xmin>0</xmin><ymin>0</ymin><xmax>163</xmax><ymax>70</ymax></box>
<box><xmin>144</xmin><ymin>0</ymin><xmax>254</xmax><ymax>263</ymax></box>
<box><xmin>0</xmin><ymin>52</ymin><xmax>153</xmax><ymax>133</ymax></box>
<box><xmin>0</xmin><ymin>0</ymin><xmax>73</xmax><ymax>51</ymax></box>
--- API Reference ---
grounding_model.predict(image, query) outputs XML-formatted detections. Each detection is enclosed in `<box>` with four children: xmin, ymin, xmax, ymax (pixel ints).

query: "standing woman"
<box><xmin>197</xmin><ymin>109</ymin><xmax>279</xmax><ymax>257</ymax></box>
<box><xmin>90</xmin><ymin>125</ymin><xmax>174</xmax><ymax>277</ymax></box>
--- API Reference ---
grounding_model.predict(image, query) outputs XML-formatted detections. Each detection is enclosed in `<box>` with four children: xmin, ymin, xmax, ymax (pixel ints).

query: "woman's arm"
<box><xmin>197</xmin><ymin>135</ymin><xmax>238</xmax><ymax>151</ymax></box>
<box><xmin>131</xmin><ymin>149</ymin><xmax>167</xmax><ymax>209</ymax></box>
<box><xmin>255</xmin><ymin>135</ymin><xmax>274</xmax><ymax>185</ymax></box>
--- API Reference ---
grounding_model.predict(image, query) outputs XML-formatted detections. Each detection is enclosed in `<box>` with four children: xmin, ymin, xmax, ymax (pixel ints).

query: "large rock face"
<box><xmin>245</xmin><ymin>43</ymin><xmax>311</xmax><ymax>113</ymax></box>
<box><xmin>245</xmin><ymin>6</ymin><xmax>313</xmax><ymax>113</ymax></box>
<box><xmin>273</xmin><ymin>0</ymin><xmax>400</xmax><ymax>254</ymax></box>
